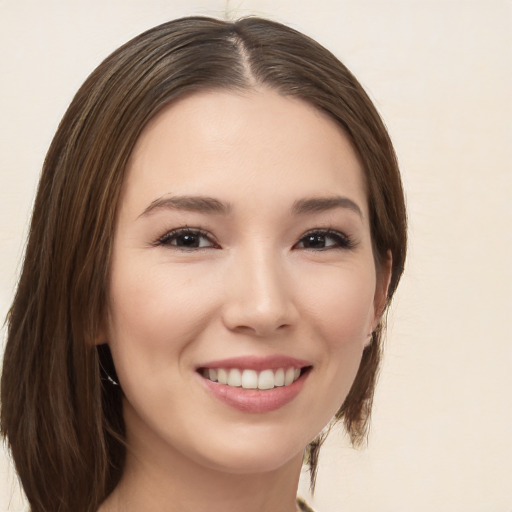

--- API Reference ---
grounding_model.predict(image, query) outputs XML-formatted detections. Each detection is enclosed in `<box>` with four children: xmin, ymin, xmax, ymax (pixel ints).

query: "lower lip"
<box><xmin>200</xmin><ymin>371</ymin><xmax>309</xmax><ymax>413</ymax></box>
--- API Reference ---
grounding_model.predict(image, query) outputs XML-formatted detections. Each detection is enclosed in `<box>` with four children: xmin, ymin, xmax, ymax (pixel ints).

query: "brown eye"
<box><xmin>295</xmin><ymin>230</ymin><xmax>353</xmax><ymax>250</ymax></box>
<box><xmin>157</xmin><ymin>229</ymin><xmax>217</xmax><ymax>249</ymax></box>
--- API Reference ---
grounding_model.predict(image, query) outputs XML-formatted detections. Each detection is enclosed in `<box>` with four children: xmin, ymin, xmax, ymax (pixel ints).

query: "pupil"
<box><xmin>179</xmin><ymin>234</ymin><xmax>198</xmax><ymax>247</ymax></box>
<box><xmin>306</xmin><ymin>235</ymin><xmax>325</xmax><ymax>248</ymax></box>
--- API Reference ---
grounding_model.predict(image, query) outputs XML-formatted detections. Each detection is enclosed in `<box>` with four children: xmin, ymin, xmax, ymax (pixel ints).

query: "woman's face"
<box><xmin>106</xmin><ymin>88</ymin><xmax>390</xmax><ymax>474</ymax></box>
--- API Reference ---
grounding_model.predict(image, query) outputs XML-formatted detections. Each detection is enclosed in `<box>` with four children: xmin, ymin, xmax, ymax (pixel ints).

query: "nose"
<box><xmin>221</xmin><ymin>248</ymin><xmax>298</xmax><ymax>337</ymax></box>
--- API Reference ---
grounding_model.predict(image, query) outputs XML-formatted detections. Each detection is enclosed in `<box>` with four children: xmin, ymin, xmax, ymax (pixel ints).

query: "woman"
<box><xmin>1</xmin><ymin>16</ymin><xmax>406</xmax><ymax>512</ymax></box>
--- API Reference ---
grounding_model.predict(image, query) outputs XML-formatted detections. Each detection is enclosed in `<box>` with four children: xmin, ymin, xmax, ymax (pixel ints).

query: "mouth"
<box><xmin>198</xmin><ymin>366</ymin><xmax>311</xmax><ymax>390</ymax></box>
<box><xmin>196</xmin><ymin>356</ymin><xmax>312</xmax><ymax>413</ymax></box>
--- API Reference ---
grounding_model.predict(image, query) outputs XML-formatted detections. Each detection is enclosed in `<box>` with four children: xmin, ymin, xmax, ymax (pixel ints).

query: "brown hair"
<box><xmin>1</xmin><ymin>16</ymin><xmax>406</xmax><ymax>512</ymax></box>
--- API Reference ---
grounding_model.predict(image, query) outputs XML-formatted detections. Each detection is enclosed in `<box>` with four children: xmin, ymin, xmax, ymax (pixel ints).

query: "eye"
<box><xmin>294</xmin><ymin>229</ymin><xmax>354</xmax><ymax>250</ymax></box>
<box><xmin>156</xmin><ymin>228</ymin><xmax>218</xmax><ymax>250</ymax></box>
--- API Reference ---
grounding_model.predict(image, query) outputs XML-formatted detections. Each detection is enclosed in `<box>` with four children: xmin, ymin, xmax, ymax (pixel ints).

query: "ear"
<box><xmin>92</xmin><ymin>317</ymin><xmax>108</xmax><ymax>346</ymax></box>
<box><xmin>372</xmin><ymin>250</ymin><xmax>393</xmax><ymax>331</ymax></box>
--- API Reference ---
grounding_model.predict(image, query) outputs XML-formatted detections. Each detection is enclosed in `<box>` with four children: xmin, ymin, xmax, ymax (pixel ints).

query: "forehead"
<box><xmin>122</xmin><ymin>88</ymin><xmax>367</xmax><ymax>217</ymax></box>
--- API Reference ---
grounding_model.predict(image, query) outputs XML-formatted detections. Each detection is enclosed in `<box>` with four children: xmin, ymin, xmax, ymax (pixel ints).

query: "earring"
<box><xmin>97</xmin><ymin>344</ymin><xmax>120</xmax><ymax>386</ymax></box>
<box><xmin>99</xmin><ymin>359</ymin><xmax>119</xmax><ymax>386</ymax></box>
<box><xmin>103</xmin><ymin>372</ymin><xmax>120</xmax><ymax>386</ymax></box>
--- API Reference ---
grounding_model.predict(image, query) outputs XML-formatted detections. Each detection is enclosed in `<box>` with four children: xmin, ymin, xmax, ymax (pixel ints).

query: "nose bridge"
<box><xmin>222</xmin><ymin>242</ymin><xmax>296</xmax><ymax>335</ymax></box>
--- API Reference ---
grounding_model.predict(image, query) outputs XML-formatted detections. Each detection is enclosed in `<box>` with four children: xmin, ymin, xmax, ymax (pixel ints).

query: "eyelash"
<box><xmin>155</xmin><ymin>227</ymin><xmax>218</xmax><ymax>250</ymax></box>
<box><xmin>293</xmin><ymin>229</ymin><xmax>355</xmax><ymax>251</ymax></box>
<box><xmin>154</xmin><ymin>227</ymin><xmax>355</xmax><ymax>251</ymax></box>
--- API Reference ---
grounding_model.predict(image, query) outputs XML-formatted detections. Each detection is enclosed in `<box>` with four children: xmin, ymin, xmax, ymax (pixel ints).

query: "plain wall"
<box><xmin>1</xmin><ymin>1</ymin><xmax>511</xmax><ymax>511</ymax></box>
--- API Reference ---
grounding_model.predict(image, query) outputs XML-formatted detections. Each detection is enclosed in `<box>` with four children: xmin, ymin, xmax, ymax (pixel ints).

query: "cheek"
<box><xmin>298</xmin><ymin>262</ymin><xmax>377</xmax><ymax>349</ymax></box>
<box><xmin>106</xmin><ymin>258</ymin><xmax>221</xmax><ymax>381</ymax></box>
<box><xmin>295</xmin><ymin>263</ymin><xmax>376</xmax><ymax>421</ymax></box>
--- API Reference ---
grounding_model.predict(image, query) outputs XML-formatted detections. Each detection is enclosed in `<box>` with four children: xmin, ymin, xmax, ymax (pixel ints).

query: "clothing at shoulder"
<box><xmin>297</xmin><ymin>496</ymin><xmax>316</xmax><ymax>512</ymax></box>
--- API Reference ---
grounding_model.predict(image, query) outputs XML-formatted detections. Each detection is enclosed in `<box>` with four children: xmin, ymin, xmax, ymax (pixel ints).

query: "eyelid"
<box><xmin>154</xmin><ymin>227</ymin><xmax>219</xmax><ymax>249</ymax></box>
<box><xmin>294</xmin><ymin>228</ymin><xmax>356</xmax><ymax>250</ymax></box>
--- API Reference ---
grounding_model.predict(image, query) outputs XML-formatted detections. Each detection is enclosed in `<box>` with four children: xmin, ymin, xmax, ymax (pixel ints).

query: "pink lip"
<box><xmin>200</xmin><ymin>372</ymin><xmax>310</xmax><ymax>413</ymax></box>
<box><xmin>196</xmin><ymin>355</ymin><xmax>312</xmax><ymax>413</ymax></box>
<box><xmin>197</xmin><ymin>355</ymin><xmax>311</xmax><ymax>372</ymax></box>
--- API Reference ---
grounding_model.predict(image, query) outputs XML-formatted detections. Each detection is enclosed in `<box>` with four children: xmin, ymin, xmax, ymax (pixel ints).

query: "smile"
<box><xmin>196</xmin><ymin>356</ymin><xmax>312</xmax><ymax>413</ymax></box>
<box><xmin>200</xmin><ymin>367</ymin><xmax>303</xmax><ymax>390</ymax></box>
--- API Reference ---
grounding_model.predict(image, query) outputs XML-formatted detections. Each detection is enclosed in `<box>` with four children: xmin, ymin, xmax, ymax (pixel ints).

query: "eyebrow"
<box><xmin>292</xmin><ymin>196</ymin><xmax>363</xmax><ymax>218</ymax></box>
<box><xmin>139</xmin><ymin>194</ymin><xmax>363</xmax><ymax>219</ymax></box>
<box><xmin>139</xmin><ymin>195</ymin><xmax>232</xmax><ymax>218</ymax></box>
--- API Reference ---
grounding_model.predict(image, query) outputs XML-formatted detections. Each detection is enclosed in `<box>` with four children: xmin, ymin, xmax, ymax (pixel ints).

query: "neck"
<box><xmin>101</xmin><ymin>451</ymin><xmax>302</xmax><ymax>512</ymax></box>
<box><xmin>99</xmin><ymin>412</ymin><xmax>303</xmax><ymax>512</ymax></box>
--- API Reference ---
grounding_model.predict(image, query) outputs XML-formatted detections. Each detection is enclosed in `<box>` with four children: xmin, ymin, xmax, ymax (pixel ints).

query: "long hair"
<box><xmin>1</xmin><ymin>16</ymin><xmax>406</xmax><ymax>511</ymax></box>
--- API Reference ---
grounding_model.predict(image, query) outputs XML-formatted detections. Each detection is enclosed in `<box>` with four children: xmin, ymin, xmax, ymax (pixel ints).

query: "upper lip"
<box><xmin>196</xmin><ymin>355</ymin><xmax>312</xmax><ymax>372</ymax></box>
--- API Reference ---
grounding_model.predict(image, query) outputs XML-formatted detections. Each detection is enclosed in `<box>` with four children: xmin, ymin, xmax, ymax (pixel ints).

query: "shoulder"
<box><xmin>297</xmin><ymin>496</ymin><xmax>316</xmax><ymax>512</ymax></box>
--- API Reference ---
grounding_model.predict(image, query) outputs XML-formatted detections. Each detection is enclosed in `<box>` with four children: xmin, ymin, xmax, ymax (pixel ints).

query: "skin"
<box><xmin>99</xmin><ymin>88</ymin><xmax>391</xmax><ymax>512</ymax></box>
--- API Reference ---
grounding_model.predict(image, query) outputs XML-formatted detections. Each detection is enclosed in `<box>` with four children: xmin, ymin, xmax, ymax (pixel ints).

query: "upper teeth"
<box><xmin>204</xmin><ymin>367</ymin><xmax>301</xmax><ymax>390</ymax></box>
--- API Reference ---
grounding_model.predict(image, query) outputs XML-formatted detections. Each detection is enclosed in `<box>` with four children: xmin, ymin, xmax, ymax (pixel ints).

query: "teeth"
<box><xmin>227</xmin><ymin>368</ymin><xmax>242</xmax><ymax>387</ymax></box>
<box><xmin>284</xmin><ymin>367</ymin><xmax>295</xmax><ymax>386</ymax></box>
<box><xmin>241</xmin><ymin>369</ymin><xmax>258</xmax><ymax>389</ymax></box>
<box><xmin>217</xmin><ymin>368</ymin><xmax>228</xmax><ymax>384</ymax></box>
<box><xmin>203</xmin><ymin>366</ymin><xmax>303</xmax><ymax>390</ymax></box>
<box><xmin>258</xmin><ymin>369</ymin><xmax>275</xmax><ymax>390</ymax></box>
<box><xmin>274</xmin><ymin>368</ymin><xmax>285</xmax><ymax>387</ymax></box>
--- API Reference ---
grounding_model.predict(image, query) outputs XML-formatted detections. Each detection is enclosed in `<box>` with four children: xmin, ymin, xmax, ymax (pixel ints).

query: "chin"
<box><xmin>123</xmin><ymin>397</ymin><xmax>312</xmax><ymax>477</ymax></box>
<box><xmin>181</xmin><ymin>404</ymin><xmax>326</xmax><ymax>475</ymax></box>
<box><xmin>190</xmin><ymin>436</ymin><xmax>306</xmax><ymax>475</ymax></box>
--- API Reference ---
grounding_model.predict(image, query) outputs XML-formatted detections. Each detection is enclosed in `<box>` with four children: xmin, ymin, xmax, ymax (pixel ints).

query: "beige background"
<box><xmin>1</xmin><ymin>0</ymin><xmax>511</xmax><ymax>511</ymax></box>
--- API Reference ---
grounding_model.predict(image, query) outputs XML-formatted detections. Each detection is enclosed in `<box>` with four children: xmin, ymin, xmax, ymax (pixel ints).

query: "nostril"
<box><xmin>230</xmin><ymin>323</ymin><xmax>291</xmax><ymax>337</ymax></box>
